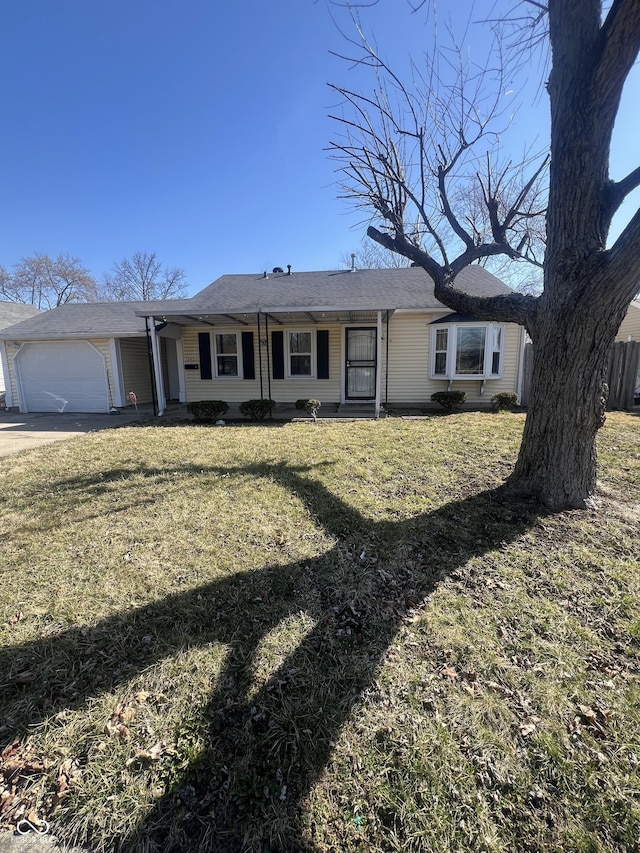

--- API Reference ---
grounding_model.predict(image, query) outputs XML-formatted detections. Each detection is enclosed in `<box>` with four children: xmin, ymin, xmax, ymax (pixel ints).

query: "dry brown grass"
<box><xmin>0</xmin><ymin>412</ymin><xmax>638</xmax><ymax>852</ymax></box>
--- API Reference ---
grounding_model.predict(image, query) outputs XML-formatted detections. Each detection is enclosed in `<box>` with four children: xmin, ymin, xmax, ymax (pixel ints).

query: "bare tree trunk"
<box><xmin>330</xmin><ymin>0</ymin><xmax>640</xmax><ymax>510</ymax></box>
<box><xmin>507</xmin><ymin>290</ymin><xmax>628</xmax><ymax>508</ymax></box>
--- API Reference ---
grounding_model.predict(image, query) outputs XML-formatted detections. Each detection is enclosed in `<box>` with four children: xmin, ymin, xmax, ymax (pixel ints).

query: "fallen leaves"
<box><xmin>105</xmin><ymin>692</ymin><xmax>175</xmax><ymax>765</ymax></box>
<box><xmin>12</xmin><ymin>671</ymin><xmax>35</xmax><ymax>685</ymax></box>
<box><xmin>569</xmin><ymin>703</ymin><xmax>611</xmax><ymax>739</ymax></box>
<box><xmin>105</xmin><ymin>692</ymin><xmax>152</xmax><ymax>739</ymax></box>
<box><xmin>127</xmin><ymin>741</ymin><xmax>176</xmax><ymax>765</ymax></box>
<box><xmin>519</xmin><ymin>715</ymin><xmax>542</xmax><ymax>738</ymax></box>
<box><xmin>440</xmin><ymin>665</ymin><xmax>458</xmax><ymax>680</ymax></box>
<box><xmin>0</xmin><ymin>741</ymin><xmax>48</xmax><ymax>829</ymax></box>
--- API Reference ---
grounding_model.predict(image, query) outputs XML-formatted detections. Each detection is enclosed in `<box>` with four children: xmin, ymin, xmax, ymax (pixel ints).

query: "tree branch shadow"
<box><xmin>0</xmin><ymin>462</ymin><xmax>541</xmax><ymax>852</ymax></box>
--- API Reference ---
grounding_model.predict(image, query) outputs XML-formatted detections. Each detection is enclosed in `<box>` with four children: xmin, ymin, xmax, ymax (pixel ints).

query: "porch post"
<box><xmin>0</xmin><ymin>342</ymin><xmax>12</xmax><ymax>409</ymax></box>
<box><xmin>257</xmin><ymin>312</ymin><xmax>264</xmax><ymax>400</ymax></box>
<box><xmin>375</xmin><ymin>310</ymin><xmax>382</xmax><ymax>418</ymax></box>
<box><xmin>149</xmin><ymin>317</ymin><xmax>166</xmax><ymax>416</ymax></box>
<box><xmin>265</xmin><ymin>313</ymin><xmax>272</xmax><ymax>402</ymax></box>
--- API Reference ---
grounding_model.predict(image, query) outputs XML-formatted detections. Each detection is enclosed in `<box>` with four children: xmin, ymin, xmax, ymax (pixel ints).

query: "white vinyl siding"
<box><xmin>616</xmin><ymin>303</ymin><xmax>640</xmax><ymax>342</ymax></box>
<box><xmin>384</xmin><ymin>313</ymin><xmax>520</xmax><ymax>407</ymax></box>
<box><xmin>182</xmin><ymin>325</ymin><xmax>342</xmax><ymax>404</ymax></box>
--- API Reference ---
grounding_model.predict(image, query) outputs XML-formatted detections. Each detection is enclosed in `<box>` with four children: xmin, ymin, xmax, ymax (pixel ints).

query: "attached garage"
<box><xmin>15</xmin><ymin>341</ymin><xmax>110</xmax><ymax>413</ymax></box>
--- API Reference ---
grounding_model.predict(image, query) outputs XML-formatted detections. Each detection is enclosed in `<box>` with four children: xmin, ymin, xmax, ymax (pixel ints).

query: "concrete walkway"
<box><xmin>0</xmin><ymin>832</ymin><xmax>79</xmax><ymax>852</ymax></box>
<box><xmin>0</xmin><ymin>409</ymin><xmax>154</xmax><ymax>458</ymax></box>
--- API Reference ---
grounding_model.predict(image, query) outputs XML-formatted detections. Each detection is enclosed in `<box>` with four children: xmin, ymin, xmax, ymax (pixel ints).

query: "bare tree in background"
<box><xmin>329</xmin><ymin>0</ymin><xmax>640</xmax><ymax>509</ymax></box>
<box><xmin>0</xmin><ymin>253</ymin><xmax>98</xmax><ymax>309</ymax></box>
<box><xmin>0</xmin><ymin>265</ymin><xmax>10</xmax><ymax>298</ymax></box>
<box><xmin>339</xmin><ymin>238</ymin><xmax>412</xmax><ymax>270</ymax></box>
<box><xmin>101</xmin><ymin>251</ymin><xmax>187</xmax><ymax>301</ymax></box>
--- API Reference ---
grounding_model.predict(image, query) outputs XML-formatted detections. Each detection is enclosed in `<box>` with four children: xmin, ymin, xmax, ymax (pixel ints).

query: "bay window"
<box><xmin>430</xmin><ymin>320</ymin><xmax>505</xmax><ymax>380</ymax></box>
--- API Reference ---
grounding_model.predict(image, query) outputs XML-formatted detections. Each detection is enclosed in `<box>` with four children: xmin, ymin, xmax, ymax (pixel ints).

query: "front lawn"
<box><xmin>0</xmin><ymin>413</ymin><xmax>638</xmax><ymax>852</ymax></box>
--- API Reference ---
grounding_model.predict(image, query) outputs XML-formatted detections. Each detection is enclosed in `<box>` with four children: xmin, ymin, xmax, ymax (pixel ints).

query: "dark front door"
<box><xmin>345</xmin><ymin>327</ymin><xmax>377</xmax><ymax>400</ymax></box>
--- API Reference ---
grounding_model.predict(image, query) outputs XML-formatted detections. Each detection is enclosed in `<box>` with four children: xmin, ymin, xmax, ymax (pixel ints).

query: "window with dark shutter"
<box><xmin>317</xmin><ymin>329</ymin><xmax>329</xmax><ymax>379</ymax></box>
<box><xmin>272</xmin><ymin>331</ymin><xmax>284</xmax><ymax>379</ymax></box>
<box><xmin>242</xmin><ymin>331</ymin><xmax>255</xmax><ymax>380</ymax></box>
<box><xmin>198</xmin><ymin>332</ymin><xmax>212</xmax><ymax>380</ymax></box>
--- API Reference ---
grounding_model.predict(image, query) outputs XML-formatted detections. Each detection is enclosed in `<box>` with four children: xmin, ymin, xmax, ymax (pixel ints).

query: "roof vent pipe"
<box><xmin>287</xmin><ymin>265</ymin><xmax>291</xmax><ymax>275</ymax></box>
<box><xmin>263</xmin><ymin>271</ymin><xmax>268</xmax><ymax>279</ymax></box>
<box><xmin>351</xmin><ymin>253</ymin><xmax>356</xmax><ymax>271</ymax></box>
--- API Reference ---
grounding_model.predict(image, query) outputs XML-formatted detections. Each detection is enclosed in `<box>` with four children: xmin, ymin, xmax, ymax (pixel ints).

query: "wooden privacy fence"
<box><xmin>607</xmin><ymin>340</ymin><xmax>639</xmax><ymax>411</ymax></box>
<box><xmin>519</xmin><ymin>340</ymin><xmax>639</xmax><ymax>411</ymax></box>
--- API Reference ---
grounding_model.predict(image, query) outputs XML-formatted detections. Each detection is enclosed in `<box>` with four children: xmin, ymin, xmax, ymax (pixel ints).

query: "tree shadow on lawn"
<box><xmin>0</xmin><ymin>462</ymin><xmax>542</xmax><ymax>852</ymax></box>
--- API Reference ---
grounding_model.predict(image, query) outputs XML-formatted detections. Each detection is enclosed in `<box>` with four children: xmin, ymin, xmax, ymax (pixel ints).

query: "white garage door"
<box><xmin>16</xmin><ymin>341</ymin><xmax>110</xmax><ymax>413</ymax></box>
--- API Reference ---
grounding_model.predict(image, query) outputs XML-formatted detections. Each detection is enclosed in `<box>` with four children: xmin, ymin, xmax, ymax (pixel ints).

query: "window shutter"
<box><xmin>198</xmin><ymin>332</ymin><xmax>212</xmax><ymax>380</ymax></box>
<box><xmin>272</xmin><ymin>331</ymin><xmax>284</xmax><ymax>379</ymax></box>
<box><xmin>316</xmin><ymin>329</ymin><xmax>329</xmax><ymax>379</ymax></box>
<box><xmin>241</xmin><ymin>331</ymin><xmax>255</xmax><ymax>380</ymax></box>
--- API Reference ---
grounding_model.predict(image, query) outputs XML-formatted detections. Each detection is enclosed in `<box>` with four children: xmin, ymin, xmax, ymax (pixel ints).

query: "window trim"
<box><xmin>429</xmin><ymin>321</ymin><xmax>505</xmax><ymax>380</ymax></box>
<box><xmin>285</xmin><ymin>329</ymin><xmax>316</xmax><ymax>379</ymax></box>
<box><xmin>212</xmin><ymin>330</ymin><xmax>244</xmax><ymax>379</ymax></box>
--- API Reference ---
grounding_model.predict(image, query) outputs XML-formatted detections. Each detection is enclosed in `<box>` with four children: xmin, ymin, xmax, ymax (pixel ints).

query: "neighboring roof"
<box><xmin>0</xmin><ymin>301</ymin><xmax>152</xmax><ymax>340</ymax></box>
<box><xmin>0</xmin><ymin>302</ymin><xmax>41</xmax><ymax>330</ymax></box>
<box><xmin>138</xmin><ymin>266</ymin><xmax>512</xmax><ymax>317</ymax></box>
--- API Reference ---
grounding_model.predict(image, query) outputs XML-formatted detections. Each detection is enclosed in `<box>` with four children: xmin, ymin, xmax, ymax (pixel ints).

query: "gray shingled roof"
<box><xmin>0</xmin><ymin>302</ymin><xmax>41</xmax><ymax>329</ymax></box>
<box><xmin>0</xmin><ymin>301</ymin><xmax>152</xmax><ymax>340</ymax></box>
<box><xmin>139</xmin><ymin>266</ymin><xmax>512</xmax><ymax>316</ymax></box>
<box><xmin>0</xmin><ymin>267</ymin><xmax>513</xmax><ymax>340</ymax></box>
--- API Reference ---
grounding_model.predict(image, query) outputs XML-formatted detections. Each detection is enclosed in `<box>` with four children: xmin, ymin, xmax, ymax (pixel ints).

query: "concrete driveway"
<box><xmin>0</xmin><ymin>409</ymin><xmax>157</xmax><ymax>458</ymax></box>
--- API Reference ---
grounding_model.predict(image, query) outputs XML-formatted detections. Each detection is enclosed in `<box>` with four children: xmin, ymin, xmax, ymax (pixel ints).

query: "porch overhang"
<box><xmin>135</xmin><ymin>306</ymin><xmax>396</xmax><ymax>419</ymax></box>
<box><xmin>134</xmin><ymin>308</ymin><xmax>396</xmax><ymax>326</ymax></box>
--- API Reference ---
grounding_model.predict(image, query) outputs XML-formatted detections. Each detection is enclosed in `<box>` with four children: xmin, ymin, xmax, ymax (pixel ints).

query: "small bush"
<box><xmin>295</xmin><ymin>398</ymin><xmax>322</xmax><ymax>420</ymax></box>
<box><xmin>430</xmin><ymin>390</ymin><xmax>466</xmax><ymax>412</ymax></box>
<box><xmin>186</xmin><ymin>400</ymin><xmax>229</xmax><ymax>423</ymax></box>
<box><xmin>491</xmin><ymin>392</ymin><xmax>519</xmax><ymax>412</ymax></box>
<box><xmin>239</xmin><ymin>399</ymin><xmax>276</xmax><ymax>420</ymax></box>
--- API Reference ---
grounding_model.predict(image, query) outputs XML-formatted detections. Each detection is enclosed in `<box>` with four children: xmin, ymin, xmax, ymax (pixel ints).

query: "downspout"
<box><xmin>385</xmin><ymin>310</ymin><xmax>390</xmax><ymax>409</ymax></box>
<box><xmin>144</xmin><ymin>317</ymin><xmax>158</xmax><ymax>416</ymax></box>
<box><xmin>149</xmin><ymin>316</ymin><xmax>166</xmax><ymax>416</ymax></box>
<box><xmin>257</xmin><ymin>312</ymin><xmax>264</xmax><ymax>400</ymax></box>
<box><xmin>516</xmin><ymin>325</ymin><xmax>526</xmax><ymax>405</ymax></box>
<box><xmin>375</xmin><ymin>310</ymin><xmax>382</xmax><ymax>418</ymax></box>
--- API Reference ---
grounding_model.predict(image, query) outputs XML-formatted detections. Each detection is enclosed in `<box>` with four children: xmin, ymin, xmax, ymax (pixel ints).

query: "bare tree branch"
<box><xmin>101</xmin><ymin>252</ymin><xmax>187</xmax><ymax>302</ymax></box>
<box><xmin>3</xmin><ymin>254</ymin><xmax>98</xmax><ymax>309</ymax></box>
<box><xmin>606</xmin><ymin>165</ymin><xmax>640</xmax><ymax>219</ymax></box>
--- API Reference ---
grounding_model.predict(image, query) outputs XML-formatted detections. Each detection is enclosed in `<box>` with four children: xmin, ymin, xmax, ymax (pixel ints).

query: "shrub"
<box><xmin>239</xmin><ymin>399</ymin><xmax>276</xmax><ymax>420</ymax></box>
<box><xmin>186</xmin><ymin>400</ymin><xmax>229</xmax><ymax>423</ymax></box>
<box><xmin>295</xmin><ymin>398</ymin><xmax>322</xmax><ymax>420</ymax></box>
<box><xmin>491</xmin><ymin>392</ymin><xmax>519</xmax><ymax>412</ymax></box>
<box><xmin>430</xmin><ymin>390</ymin><xmax>466</xmax><ymax>412</ymax></box>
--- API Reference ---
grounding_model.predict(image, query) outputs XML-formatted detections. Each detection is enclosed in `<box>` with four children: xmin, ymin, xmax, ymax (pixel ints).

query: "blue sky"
<box><xmin>1</xmin><ymin>1</ymin><xmax>638</xmax><ymax>296</ymax></box>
